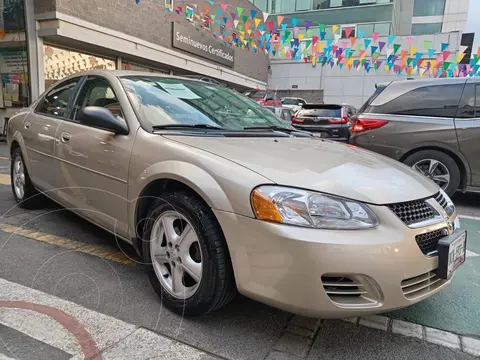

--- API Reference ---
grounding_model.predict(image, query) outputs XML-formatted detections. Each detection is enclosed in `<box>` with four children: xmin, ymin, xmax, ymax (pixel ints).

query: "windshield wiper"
<box><xmin>243</xmin><ymin>125</ymin><xmax>311</xmax><ymax>136</ymax></box>
<box><xmin>152</xmin><ymin>124</ymin><xmax>225</xmax><ymax>130</ymax></box>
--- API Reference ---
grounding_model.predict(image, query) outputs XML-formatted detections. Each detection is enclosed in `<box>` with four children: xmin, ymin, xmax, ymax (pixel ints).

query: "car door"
<box><xmin>54</xmin><ymin>75</ymin><xmax>134</xmax><ymax>237</ymax></box>
<box><xmin>22</xmin><ymin>77</ymin><xmax>82</xmax><ymax>191</ymax></box>
<box><xmin>454</xmin><ymin>80</ymin><xmax>480</xmax><ymax>186</ymax></box>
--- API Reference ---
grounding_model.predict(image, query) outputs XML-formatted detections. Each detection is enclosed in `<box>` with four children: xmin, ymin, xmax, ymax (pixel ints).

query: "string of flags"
<box><xmin>134</xmin><ymin>0</ymin><xmax>480</xmax><ymax>78</ymax></box>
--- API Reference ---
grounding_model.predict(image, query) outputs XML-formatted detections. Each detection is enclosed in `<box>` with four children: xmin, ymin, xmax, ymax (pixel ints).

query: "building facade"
<box><xmin>250</xmin><ymin>0</ymin><xmax>470</xmax><ymax>36</ymax></box>
<box><xmin>260</xmin><ymin>0</ymin><xmax>472</xmax><ymax>106</ymax></box>
<box><xmin>1</xmin><ymin>0</ymin><xmax>269</xmax><ymax>135</ymax></box>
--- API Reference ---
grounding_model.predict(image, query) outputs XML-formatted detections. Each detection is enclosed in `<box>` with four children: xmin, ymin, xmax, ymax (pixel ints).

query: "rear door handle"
<box><xmin>60</xmin><ymin>132</ymin><xmax>71</xmax><ymax>143</ymax></box>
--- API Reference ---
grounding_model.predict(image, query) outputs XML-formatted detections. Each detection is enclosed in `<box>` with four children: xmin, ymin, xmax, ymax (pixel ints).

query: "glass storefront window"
<box><xmin>122</xmin><ymin>62</ymin><xmax>168</xmax><ymax>74</ymax></box>
<box><xmin>277</xmin><ymin>0</ymin><xmax>295</xmax><ymax>12</ymax></box>
<box><xmin>374</xmin><ymin>22</ymin><xmax>390</xmax><ymax>35</ymax></box>
<box><xmin>413</xmin><ymin>0</ymin><xmax>445</xmax><ymax>17</ymax></box>
<box><xmin>0</xmin><ymin>0</ymin><xmax>30</xmax><ymax>109</ymax></box>
<box><xmin>358</xmin><ymin>23</ymin><xmax>374</xmax><ymax>37</ymax></box>
<box><xmin>296</xmin><ymin>0</ymin><xmax>312</xmax><ymax>11</ymax></box>
<box><xmin>43</xmin><ymin>45</ymin><xmax>116</xmax><ymax>90</ymax></box>
<box><xmin>411</xmin><ymin>23</ymin><xmax>442</xmax><ymax>35</ymax></box>
<box><xmin>251</xmin><ymin>0</ymin><xmax>268</xmax><ymax>12</ymax></box>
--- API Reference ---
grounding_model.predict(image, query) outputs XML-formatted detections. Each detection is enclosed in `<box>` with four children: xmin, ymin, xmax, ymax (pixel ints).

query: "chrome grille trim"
<box><xmin>415</xmin><ymin>228</ymin><xmax>447</xmax><ymax>256</ymax></box>
<box><xmin>401</xmin><ymin>271</ymin><xmax>447</xmax><ymax>300</ymax></box>
<box><xmin>321</xmin><ymin>275</ymin><xmax>379</xmax><ymax>307</ymax></box>
<box><xmin>387</xmin><ymin>199</ymin><xmax>438</xmax><ymax>226</ymax></box>
<box><xmin>435</xmin><ymin>191</ymin><xmax>448</xmax><ymax>209</ymax></box>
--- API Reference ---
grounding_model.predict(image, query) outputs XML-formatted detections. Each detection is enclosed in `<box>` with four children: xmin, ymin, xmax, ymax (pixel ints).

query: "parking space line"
<box><xmin>0</xmin><ymin>174</ymin><xmax>10</xmax><ymax>185</ymax></box>
<box><xmin>0</xmin><ymin>224</ymin><xmax>137</xmax><ymax>265</ymax></box>
<box><xmin>0</xmin><ymin>157</ymin><xmax>8</xmax><ymax>161</ymax></box>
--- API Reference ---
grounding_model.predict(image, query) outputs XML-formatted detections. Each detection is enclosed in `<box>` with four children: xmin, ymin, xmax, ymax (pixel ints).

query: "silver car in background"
<box><xmin>350</xmin><ymin>77</ymin><xmax>480</xmax><ymax>197</ymax></box>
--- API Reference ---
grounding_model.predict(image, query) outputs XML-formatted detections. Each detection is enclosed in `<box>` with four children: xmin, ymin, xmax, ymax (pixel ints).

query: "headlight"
<box><xmin>251</xmin><ymin>185</ymin><xmax>379</xmax><ymax>230</ymax></box>
<box><xmin>439</xmin><ymin>188</ymin><xmax>455</xmax><ymax>216</ymax></box>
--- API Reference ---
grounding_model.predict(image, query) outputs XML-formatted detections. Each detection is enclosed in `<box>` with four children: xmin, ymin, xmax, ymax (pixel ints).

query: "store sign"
<box><xmin>172</xmin><ymin>22</ymin><xmax>235</xmax><ymax>68</ymax></box>
<box><xmin>0</xmin><ymin>49</ymin><xmax>28</xmax><ymax>73</ymax></box>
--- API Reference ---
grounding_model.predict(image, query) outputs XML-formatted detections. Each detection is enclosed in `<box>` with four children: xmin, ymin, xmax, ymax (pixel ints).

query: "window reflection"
<box><xmin>43</xmin><ymin>45</ymin><xmax>116</xmax><ymax>90</ymax></box>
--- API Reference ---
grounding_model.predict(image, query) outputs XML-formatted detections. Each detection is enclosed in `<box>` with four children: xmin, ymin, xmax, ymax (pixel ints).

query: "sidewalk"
<box><xmin>0</xmin><ymin>278</ymin><xmax>219</xmax><ymax>360</ymax></box>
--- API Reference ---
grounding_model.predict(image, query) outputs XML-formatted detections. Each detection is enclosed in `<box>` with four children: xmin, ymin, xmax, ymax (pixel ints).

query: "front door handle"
<box><xmin>24</xmin><ymin>121</ymin><xmax>31</xmax><ymax>129</ymax></box>
<box><xmin>60</xmin><ymin>132</ymin><xmax>71</xmax><ymax>143</ymax></box>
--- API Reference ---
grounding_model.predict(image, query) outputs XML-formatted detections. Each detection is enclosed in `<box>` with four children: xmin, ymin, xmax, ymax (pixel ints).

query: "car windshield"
<box><xmin>282</xmin><ymin>98</ymin><xmax>300</xmax><ymax>105</ymax></box>
<box><xmin>120</xmin><ymin>76</ymin><xmax>290</xmax><ymax>131</ymax></box>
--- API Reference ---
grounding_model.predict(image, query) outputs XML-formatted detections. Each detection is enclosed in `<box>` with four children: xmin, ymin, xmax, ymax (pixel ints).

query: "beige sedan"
<box><xmin>7</xmin><ymin>70</ymin><xmax>466</xmax><ymax>317</ymax></box>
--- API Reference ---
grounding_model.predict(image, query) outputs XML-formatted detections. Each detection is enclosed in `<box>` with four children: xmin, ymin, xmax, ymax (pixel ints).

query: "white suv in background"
<box><xmin>280</xmin><ymin>97</ymin><xmax>307</xmax><ymax>112</ymax></box>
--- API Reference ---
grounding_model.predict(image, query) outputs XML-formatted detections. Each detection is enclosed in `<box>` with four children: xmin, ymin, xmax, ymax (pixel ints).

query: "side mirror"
<box><xmin>77</xmin><ymin>106</ymin><xmax>128</xmax><ymax>135</ymax></box>
<box><xmin>298</xmin><ymin>102</ymin><xmax>303</xmax><ymax>106</ymax></box>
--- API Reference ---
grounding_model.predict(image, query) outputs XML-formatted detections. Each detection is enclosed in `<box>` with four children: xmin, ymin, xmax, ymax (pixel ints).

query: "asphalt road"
<box><xmin>0</xmin><ymin>142</ymin><xmax>479</xmax><ymax>360</ymax></box>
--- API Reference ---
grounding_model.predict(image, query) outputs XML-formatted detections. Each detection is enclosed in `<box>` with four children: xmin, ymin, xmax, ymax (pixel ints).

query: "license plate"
<box><xmin>437</xmin><ymin>230</ymin><xmax>467</xmax><ymax>280</ymax></box>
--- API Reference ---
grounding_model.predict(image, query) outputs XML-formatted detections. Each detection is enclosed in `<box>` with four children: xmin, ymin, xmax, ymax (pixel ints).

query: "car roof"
<box><xmin>56</xmin><ymin>69</ymin><xmax>222</xmax><ymax>86</ymax></box>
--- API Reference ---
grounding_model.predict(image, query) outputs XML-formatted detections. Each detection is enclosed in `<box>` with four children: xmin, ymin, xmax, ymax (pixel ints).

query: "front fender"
<box><xmin>131</xmin><ymin>160</ymin><xmax>234</xmax><ymax>212</ymax></box>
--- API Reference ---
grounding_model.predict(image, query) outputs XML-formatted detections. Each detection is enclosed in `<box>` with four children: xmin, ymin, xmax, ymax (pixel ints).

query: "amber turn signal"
<box><xmin>251</xmin><ymin>189</ymin><xmax>283</xmax><ymax>223</ymax></box>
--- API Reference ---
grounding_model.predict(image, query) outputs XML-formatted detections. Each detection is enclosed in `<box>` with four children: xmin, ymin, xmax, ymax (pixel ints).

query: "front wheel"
<box><xmin>403</xmin><ymin>150</ymin><xmax>460</xmax><ymax>197</ymax></box>
<box><xmin>142</xmin><ymin>192</ymin><xmax>236</xmax><ymax>316</ymax></box>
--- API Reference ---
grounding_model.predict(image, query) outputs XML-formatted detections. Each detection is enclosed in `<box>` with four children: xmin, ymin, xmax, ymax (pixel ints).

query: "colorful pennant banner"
<box><xmin>135</xmin><ymin>1</ymin><xmax>480</xmax><ymax>78</ymax></box>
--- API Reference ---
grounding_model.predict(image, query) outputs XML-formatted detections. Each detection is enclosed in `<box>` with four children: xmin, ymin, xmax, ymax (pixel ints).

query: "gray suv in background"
<box><xmin>350</xmin><ymin>78</ymin><xmax>480</xmax><ymax>197</ymax></box>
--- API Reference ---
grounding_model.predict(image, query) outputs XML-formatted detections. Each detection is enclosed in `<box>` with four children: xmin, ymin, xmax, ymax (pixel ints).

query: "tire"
<box><xmin>10</xmin><ymin>147</ymin><xmax>42</xmax><ymax>209</ymax></box>
<box><xmin>142</xmin><ymin>191</ymin><xmax>237</xmax><ymax>316</ymax></box>
<box><xmin>403</xmin><ymin>150</ymin><xmax>460</xmax><ymax>197</ymax></box>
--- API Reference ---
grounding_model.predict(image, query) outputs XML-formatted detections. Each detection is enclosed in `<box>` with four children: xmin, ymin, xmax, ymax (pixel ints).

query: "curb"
<box><xmin>342</xmin><ymin>315</ymin><xmax>480</xmax><ymax>357</ymax></box>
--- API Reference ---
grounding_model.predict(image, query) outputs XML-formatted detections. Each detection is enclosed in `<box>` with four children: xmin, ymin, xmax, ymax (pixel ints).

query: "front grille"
<box><xmin>415</xmin><ymin>228</ymin><xmax>447</xmax><ymax>255</ymax></box>
<box><xmin>388</xmin><ymin>199</ymin><xmax>437</xmax><ymax>226</ymax></box>
<box><xmin>401</xmin><ymin>271</ymin><xmax>446</xmax><ymax>300</ymax></box>
<box><xmin>435</xmin><ymin>192</ymin><xmax>448</xmax><ymax>210</ymax></box>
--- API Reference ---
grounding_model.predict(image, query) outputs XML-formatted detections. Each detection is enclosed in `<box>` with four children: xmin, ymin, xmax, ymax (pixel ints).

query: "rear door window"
<box><xmin>372</xmin><ymin>84</ymin><xmax>464</xmax><ymax>118</ymax></box>
<box><xmin>357</xmin><ymin>85</ymin><xmax>387</xmax><ymax>114</ymax></box>
<box><xmin>456</xmin><ymin>84</ymin><xmax>480</xmax><ymax>119</ymax></box>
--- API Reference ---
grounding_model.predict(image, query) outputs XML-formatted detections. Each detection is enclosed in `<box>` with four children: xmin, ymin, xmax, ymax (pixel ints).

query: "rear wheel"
<box><xmin>142</xmin><ymin>192</ymin><xmax>236</xmax><ymax>316</ymax></box>
<box><xmin>403</xmin><ymin>150</ymin><xmax>460</xmax><ymax>197</ymax></box>
<box><xmin>10</xmin><ymin>147</ymin><xmax>41</xmax><ymax>208</ymax></box>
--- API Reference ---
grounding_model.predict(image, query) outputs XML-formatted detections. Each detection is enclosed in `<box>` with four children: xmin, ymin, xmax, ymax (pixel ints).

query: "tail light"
<box><xmin>327</xmin><ymin>108</ymin><xmax>349</xmax><ymax>124</ymax></box>
<box><xmin>351</xmin><ymin>118</ymin><xmax>388</xmax><ymax>133</ymax></box>
<box><xmin>291</xmin><ymin>115</ymin><xmax>303</xmax><ymax>123</ymax></box>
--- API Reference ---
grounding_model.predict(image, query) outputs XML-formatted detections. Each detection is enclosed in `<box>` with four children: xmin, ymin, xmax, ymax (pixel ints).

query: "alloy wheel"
<box><xmin>150</xmin><ymin>211</ymin><xmax>203</xmax><ymax>300</ymax></box>
<box><xmin>13</xmin><ymin>156</ymin><xmax>26</xmax><ymax>200</ymax></box>
<box><xmin>412</xmin><ymin>159</ymin><xmax>450</xmax><ymax>190</ymax></box>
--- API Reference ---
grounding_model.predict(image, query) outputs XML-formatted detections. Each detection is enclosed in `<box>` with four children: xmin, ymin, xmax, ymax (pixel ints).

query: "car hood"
<box><xmin>165</xmin><ymin>136</ymin><xmax>439</xmax><ymax>205</ymax></box>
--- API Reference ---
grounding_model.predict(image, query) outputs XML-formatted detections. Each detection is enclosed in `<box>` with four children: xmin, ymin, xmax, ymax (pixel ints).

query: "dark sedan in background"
<box><xmin>291</xmin><ymin>103</ymin><xmax>356</xmax><ymax>142</ymax></box>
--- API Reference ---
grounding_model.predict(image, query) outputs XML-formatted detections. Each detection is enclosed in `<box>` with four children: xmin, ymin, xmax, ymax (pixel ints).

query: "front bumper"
<box><xmin>214</xmin><ymin>206</ymin><xmax>457</xmax><ymax>318</ymax></box>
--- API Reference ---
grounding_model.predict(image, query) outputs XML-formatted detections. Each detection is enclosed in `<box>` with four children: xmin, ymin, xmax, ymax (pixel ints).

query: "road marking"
<box><xmin>0</xmin><ymin>174</ymin><xmax>10</xmax><ymax>185</ymax></box>
<box><xmin>0</xmin><ymin>278</ymin><xmax>215</xmax><ymax>360</ymax></box>
<box><xmin>459</xmin><ymin>215</ymin><xmax>480</xmax><ymax>221</ymax></box>
<box><xmin>0</xmin><ymin>301</ymin><xmax>100</xmax><ymax>359</ymax></box>
<box><xmin>467</xmin><ymin>250</ymin><xmax>480</xmax><ymax>258</ymax></box>
<box><xmin>0</xmin><ymin>156</ymin><xmax>8</xmax><ymax>160</ymax></box>
<box><xmin>0</xmin><ymin>224</ymin><xmax>137</xmax><ymax>265</ymax></box>
<box><xmin>0</xmin><ymin>355</ymin><xmax>17</xmax><ymax>360</ymax></box>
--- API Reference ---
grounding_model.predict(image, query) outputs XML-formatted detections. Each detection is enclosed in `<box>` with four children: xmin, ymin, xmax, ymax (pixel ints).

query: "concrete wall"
<box><xmin>268</xmin><ymin>32</ymin><xmax>463</xmax><ymax>108</ymax></box>
<box><xmin>393</xmin><ymin>0</ymin><xmax>415</xmax><ymax>35</ymax></box>
<box><xmin>33</xmin><ymin>0</ymin><xmax>269</xmax><ymax>82</ymax></box>
<box><xmin>442</xmin><ymin>0</ymin><xmax>470</xmax><ymax>33</ymax></box>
